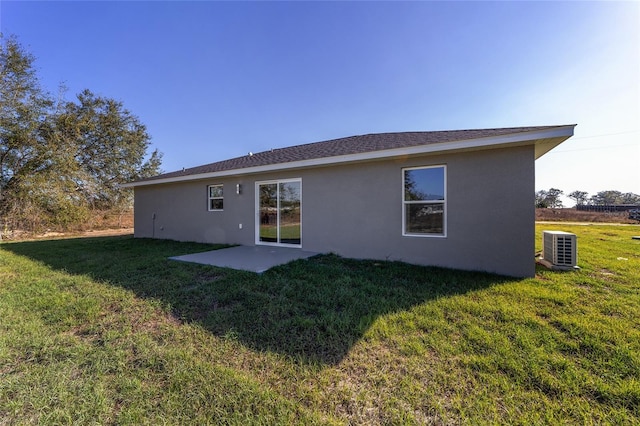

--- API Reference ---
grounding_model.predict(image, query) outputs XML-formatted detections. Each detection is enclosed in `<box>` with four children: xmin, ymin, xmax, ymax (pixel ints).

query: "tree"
<box><xmin>535</xmin><ymin>190</ymin><xmax>548</xmax><ymax>208</ymax></box>
<box><xmin>0</xmin><ymin>35</ymin><xmax>55</xmax><ymax>229</ymax></box>
<box><xmin>53</xmin><ymin>89</ymin><xmax>162</xmax><ymax>211</ymax></box>
<box><xmin>568</xmin><ymin>190</ymin><xmax>589</xmax><ymax>206</ymax></box>
<box><xmin>535</xmin><ymin>188</ymin><xmax>563</xmax><ymax>208</ymax></box>
<box><xmin>0</xmin><ymin>35</ymin><xmax>162</xmax><ymax>232</ymax></box>
<box><xmin>590</xmin><ymin>190</ymin><xmax>623</xmax><ymax>206</ymax></box>
<box><xmin>621</xmin><ymin>192</ymin><xmax>640</xmax><ymax>205</ymax></box>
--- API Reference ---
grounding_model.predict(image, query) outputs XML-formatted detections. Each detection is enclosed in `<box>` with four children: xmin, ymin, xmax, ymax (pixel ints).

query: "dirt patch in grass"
<box><xmin>1</xmin><ymin>211</ymin><xmax>134</xmax><ymax>241</ymax></box>
<box><xmin>78</xmin><ymin>228</ymin><xmax>133</xmax><ymax>237</ymax></box>
<box><xmin>4</xmin><ymin>228</ymin><xmax>134</xmax><ymax>242</ymax></box>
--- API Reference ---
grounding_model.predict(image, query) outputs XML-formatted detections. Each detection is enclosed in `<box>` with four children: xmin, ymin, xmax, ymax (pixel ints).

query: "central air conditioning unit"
<box><xmin>539</xmin><ymin>230</ymin><xmax>578</xmax><ymax>270</ymax></box>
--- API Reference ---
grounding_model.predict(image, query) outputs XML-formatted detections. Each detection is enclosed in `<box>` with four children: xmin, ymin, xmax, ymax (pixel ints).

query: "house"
<box><xmin>122</xmin><ymin>125</ymin><xmax>576</xmax><ymax>277</ymax></box>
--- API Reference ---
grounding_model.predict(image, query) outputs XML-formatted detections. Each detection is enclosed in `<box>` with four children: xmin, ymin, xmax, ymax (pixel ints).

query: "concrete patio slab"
<box><xmin>169</xmin><ymin>245</ymin><xmax>320</xmax><ymax>273</ymax></box>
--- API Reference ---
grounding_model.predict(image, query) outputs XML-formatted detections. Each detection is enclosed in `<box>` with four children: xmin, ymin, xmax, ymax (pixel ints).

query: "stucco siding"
<box><xmin>134</xmin><ymin>178</ymin><xmax>255</xmax><ymax>245</ymax></box>
<box><xmin>133</xmin><ymin>145</ymin><xmax>535</xmax><ymax>277</ymax></box>
<box><xmin>300</xmin><ymin>146</ymin><xmax>535</xmax><ymax>277</ymax></box>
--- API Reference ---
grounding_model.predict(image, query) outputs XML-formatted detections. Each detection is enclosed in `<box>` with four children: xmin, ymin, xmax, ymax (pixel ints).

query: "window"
<box><xmin>208</xmin><ymin>184</ymin><xmax>223</xmax><ymax>211</ymax></box>
<box><xmin>257</xmin><ymin>179</ymin><xmax>302</xmax><ymax>246</ymax></box>
<box><xmin>403</xmin><ymin>165</ymin><xmax>446</xmax><ymax>236</ymax></box>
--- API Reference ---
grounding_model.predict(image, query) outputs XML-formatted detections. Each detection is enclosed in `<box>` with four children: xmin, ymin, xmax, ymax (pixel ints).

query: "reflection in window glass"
<box><xmin>209</xmin><ymin>185</ymin><xmax>223</xmax><ymax>198</ymax></box>
<box><xmin>258</xmin><ymin>181</ymin><xmax>301</xmax><ymax>245</ymax></box>
<box><xmin>278</xmin><ymin>181</ymin><xmax>301</xmax><ymax>245</ymax></box>
<box><xmin>405</xmin><ymin>203</ymin><xmax>444</xmax><ymax>234</ymax></box>
<box><xmin>208</xmin><ymin>184</ymin><xmax>223</xmax><ymax>211</ymax></box>
<box><xmin>403</xmin><ymin>166</ymin><xmax>445</xmax><ymax>236</ymax></box>
<box><xmin>259</xmin><ymin>183</ymin><xmax>278</xmax><ymax>243</ymax></box>
<box><xmin>404</xmin><ymin>167</ymin><xmax>445</xmax><ymax>201</ymax></box>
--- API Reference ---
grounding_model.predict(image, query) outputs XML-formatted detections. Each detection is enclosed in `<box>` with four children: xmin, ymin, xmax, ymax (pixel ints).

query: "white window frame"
<box><xmin>254</xmin><ymin>178</ymin><xmax>302</xmax><ymax>248</ymax></box>
<box><xmin>402</xmin><ymin>165</ymin><xmax>447</xmax><ymax>238</ymax></box>
<box><xmin>207</xmin><ymin>184</ymin><xmax>224</xmax><ymax>211</ymax></box>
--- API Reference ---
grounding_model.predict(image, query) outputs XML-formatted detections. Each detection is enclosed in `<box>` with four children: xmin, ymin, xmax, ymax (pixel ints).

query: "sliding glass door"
<box><xmin>257</xmin><ymin>179</ymin><xmax>301</xmax><ymax>246</ymax></box>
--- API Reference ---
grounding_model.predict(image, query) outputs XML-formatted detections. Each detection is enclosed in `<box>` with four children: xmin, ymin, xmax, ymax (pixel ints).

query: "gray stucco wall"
<box><xmin>133</xmin><ymin>145</ymin><xmax>535</xmax><ymax>277</ymax></box>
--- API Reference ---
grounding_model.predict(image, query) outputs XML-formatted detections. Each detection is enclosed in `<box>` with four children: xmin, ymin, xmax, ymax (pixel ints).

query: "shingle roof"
<box><xmin>131</xmin><ymin>125</ymin><xmax>572</xmax><ymax>185</ymax></box>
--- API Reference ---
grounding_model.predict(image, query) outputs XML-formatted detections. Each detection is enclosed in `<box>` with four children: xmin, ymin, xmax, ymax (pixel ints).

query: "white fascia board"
<box><xmin>122</xmin><ymin>125</ymin><xmax>575</xmax><ymax>188</ymax></box>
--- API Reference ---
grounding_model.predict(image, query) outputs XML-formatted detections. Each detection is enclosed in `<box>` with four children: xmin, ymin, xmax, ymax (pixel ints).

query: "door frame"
<box><xmin>254</xmin><ymin>178</ymin><xmax>302</xmax><ymax>248</ymax></box>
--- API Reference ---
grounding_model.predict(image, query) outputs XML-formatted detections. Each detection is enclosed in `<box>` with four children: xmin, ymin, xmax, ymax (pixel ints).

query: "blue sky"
<box><xmin>2</xmin><ymin>1</ymin><xmax>638</xmax><ymax>205</ymax></box>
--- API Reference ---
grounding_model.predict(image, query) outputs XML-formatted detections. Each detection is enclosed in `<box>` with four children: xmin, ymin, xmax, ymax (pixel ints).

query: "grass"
<box><xmin>259</xmin><ymin>223</ymin><xmax>301</xmax><ymax>241</ymax></box>
<box><xmin>0</xmin><ymin>224</ymin><xmax>638</xmax><ymax>424</ymax></box>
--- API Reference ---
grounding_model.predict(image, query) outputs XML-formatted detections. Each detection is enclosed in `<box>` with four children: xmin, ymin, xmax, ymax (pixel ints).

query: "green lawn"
<box><xmin>0</xmin><ymin>224</ymin><xmax>638</xmax><ymax>424</ymax></box>
<box><xmin>259</xmin><ymin>223</ymin><xmax>301</xmax><ymax>241</ymax></box>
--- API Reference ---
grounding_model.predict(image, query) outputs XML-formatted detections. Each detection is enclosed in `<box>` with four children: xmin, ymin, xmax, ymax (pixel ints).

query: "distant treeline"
<box><xmin>536</xmin><ymin>188</ymin><xmax>640</xmax><ymax>209</ymax></box>
<box><xmin>576</xmin><ymin>205</ymin><xmax>639</xmax><ymax>213</ymax></box>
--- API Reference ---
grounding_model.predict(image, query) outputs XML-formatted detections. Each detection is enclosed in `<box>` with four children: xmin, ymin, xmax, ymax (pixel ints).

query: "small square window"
<box><xmin>208</xmin><ymin>184</ymin><xmax>223</xmax><ymax>211</ymax></box>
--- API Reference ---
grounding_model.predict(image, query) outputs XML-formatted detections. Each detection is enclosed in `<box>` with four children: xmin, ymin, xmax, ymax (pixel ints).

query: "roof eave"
<box><xmin>121</xmin><ymin>125</ymin><xmax>576</xmax><ymax>188</ymax></box>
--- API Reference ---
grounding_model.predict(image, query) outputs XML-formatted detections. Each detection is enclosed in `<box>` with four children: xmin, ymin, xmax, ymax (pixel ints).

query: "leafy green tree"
<box><xmin>535</xmin><ymin>188</ymin><xmax>563</xmax><ymax>208</ymax></box>
<box><xmin>568</xmin><ymin>190</ymin><xmax>589</xmax><ymax>206</ymax></box>
<box><xmin>0</xmin><ymin>35</ymin><xmax>56</xmax><ymax>229</ymax></box>
<box><xmin>535</xmin><ymin>190</ymin><xmax>548</xmax><ymax>208</ymax></box>
<box><xmin>621</xmin><ymin>192</ymin><xmax>640</xmax><ymax>205</ymax></box>
<box><xmin>589</xmin><ymin>190</ymin><xmax>640</xmax><ymax>205</ymax></box>
<box><xmin>0</xmin><ymin>35</ymin><xmax>161</xmax><ymax>232</ymax></box>
<box><xmin>53</xmin><ymin>89</ymin><xmax>162</xmax><ymax>211</ymax></box>
<box><xmin>590</xmin><ymin>190</ymin><xmax>623</xmax><ymax>206</ymax></box>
